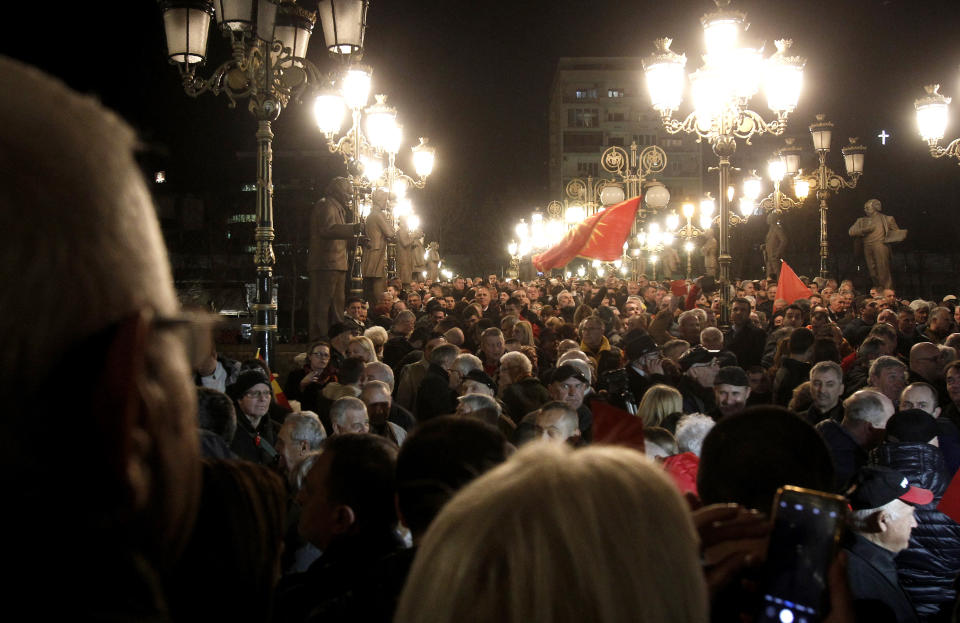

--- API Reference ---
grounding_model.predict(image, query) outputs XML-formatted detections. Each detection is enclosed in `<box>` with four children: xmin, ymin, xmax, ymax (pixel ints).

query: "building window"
<box><xmin>606</xmin><ymin>111</ymin><xmax>626</xmax><ymax>122</ymax></box>
<box><xmin>577</xmin><ymin>162</ymin><xmax>600</xmax><ymax>177</ymax></box>
<box><xmin>608</xmin><ymin>88</ymin><xmax>625</xmax><ymax>98</ymax></box>
<box><xmin>608</xmin><ymin>136</ymin><xmax>624</xmax><ymax>147</ymax></box>
<box><xmin>563</xmin><ymin>132</ymin><xmax>605</xmax><ymax>151</ymax></box>
<box><xmin>568</xmin><ymin>108</ymin><xmax>599</xmax><ymax>128</ymax></box>
<box><xmin>633</xmin><ymin>134</ymin><xmax>657</xmax><ymax>146</ymax></box>
<box><xmin>575</xmin><ymin>88</ymin><xmax>597</xmax><ymax>100</ymax></box>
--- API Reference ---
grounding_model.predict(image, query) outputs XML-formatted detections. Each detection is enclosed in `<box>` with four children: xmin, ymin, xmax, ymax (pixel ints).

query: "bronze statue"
<box><xmin>362</xmin><ymin>188</ymin><xmax>395</xmax><ymax>303</ymax></box>
<box><xmin>847</xmin><ymin>198</ymin><xmax>904</xmax><ymax>290</ymax></box>
<box><xmin>308</xmin><ymin>176</ymin><xmax>357</xmax><ymax>340</ymax></box>
<box><xmin>701</xmin><ymin>228</ymin><xmax>718</xmax><ymax>277</ymax></box>
<box><xmin>426</xmin><ymin>241</ymin><xmax>440</xmax><ymax>282</ymax></box>
<box><xmin>764</xmin><ymin>211</ymin><xmax>787</xmax><ymax>281</ymax></box>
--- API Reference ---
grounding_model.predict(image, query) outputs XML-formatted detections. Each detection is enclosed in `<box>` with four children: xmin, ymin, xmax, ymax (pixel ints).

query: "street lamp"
<box><xmin>643</xmin><ymin>0</ymin><xmax>805</xmax><ymax>324</ymax></box>
<box><xmin>915</xmin><ymin>84</ymin><xmax>960</xmax><ymax>163</ymax></box>
<box><xmin>160</xmin><ymin>0</ymin><xmax>369</xmax><ymax>367</ymax></box>
<box><xmin>757</xmin><ymin>156</ymin><xmax>803</xmax><ymax>214</ymax></box>
<box><xmin>791</xmin><ymin>115</ymin><xmax>866</xmax><ymax>278</ymax></box>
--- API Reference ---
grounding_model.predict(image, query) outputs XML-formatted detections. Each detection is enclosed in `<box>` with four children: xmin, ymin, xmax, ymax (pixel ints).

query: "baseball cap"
<box><xmin>847</xmin><ymin>465</ymin><xmax>934</xmax><ymax>510</ymax></box>
<box><xmin>886</xmin><ymin>409</ymin><xmax>938</xmax><ymax>443</ymax></box>
<box><xmin>679</xmin><ymin>345</ymin><xmax>736</xmax><ymax>371</ymax></box>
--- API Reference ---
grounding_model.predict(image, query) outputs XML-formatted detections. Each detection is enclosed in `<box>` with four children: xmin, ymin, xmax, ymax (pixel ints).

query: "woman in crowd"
<box><xmin>346</xmin><ymin>335</ymin><xmax>379</xmax><ymax>363</ymax></box>
<box><xmin>636</xmin><ymin>383</ymin><xmax>683</xmax><ymax>428</ymax></box>
<box><xmin>284</xmin><ymin>341</ymin><xmax>336</xmax><ymax>413</ymax></box>
<box><xmin>396</xmin><ymin>443</ymin><xmax>707</xmax><ymax>623</ymax></box>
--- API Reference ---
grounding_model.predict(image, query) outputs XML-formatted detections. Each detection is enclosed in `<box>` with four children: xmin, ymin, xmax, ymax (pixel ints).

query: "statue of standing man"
<box><xmin>425</xmin><ymin>242</ymin><xmax>440</xmax><ymax>282</ymax></box>
<box><xmin>308</xmin><ymin>177</ymin><xmax>358</xmax><ymax>340</ymax></box>
<box><xmin>701</xmin><ymin>228</ymin><xmax>718</xmax><ymax>278</ymax></box>
<box><xmin>848</xmin><ymin>198</ymin><xmax>904</xmax><ymax>290</ymax></box>
<box><xmin>764</xmin><ymin>211</ymin><xmax>787</xmax><ymax>281</ymax></box>
<box><xmin>362</xmin><ymin>188</ymin><xmax>396</xmax><ymax>304</ymax></box>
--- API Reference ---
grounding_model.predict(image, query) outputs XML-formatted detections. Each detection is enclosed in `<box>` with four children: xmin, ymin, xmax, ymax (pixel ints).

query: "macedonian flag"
<box><xmin>533</xmin><ymin>197</ymin><xmax>640</xmax><ymax>272</ymax></box>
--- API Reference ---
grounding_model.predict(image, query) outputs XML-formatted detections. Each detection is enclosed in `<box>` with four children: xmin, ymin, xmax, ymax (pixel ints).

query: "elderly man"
<box><xmin>845</xmin><ymin>466</ymin><xmax>931</xmax><ymax>623</ymax></box>
<box><xmin>816</xmin><ymin>389</ymin><xmax>894</xmax><ymax>491</ymax></box>
<box><xmin>522</xmin><ymin>401</ymin><xmax>581</xmax><ymax>445</ymax></box>
<box><xmin>909</xmin><ymin>342</ymin><xmax>950</xmax><ymax>407</ymax></box>
<box><xmin>329</xmin><ymin>397</ymin><xmax>370</xmax><ymax>435</ymax></box>
<box><xmin>454</xmin><ymin>393</ymin><xmax>515</xmax><ymax>437</ymax></box>
<box><xmin>2</xmin><ymin>58</ymin><xmax>201</xmax><ymax>614</ymax></box>
<box><xmin>382</xmin><ymin>310</ymin><xmax>417</xmax><ymax>369</ymax></box>
<box><xmin>867</xmin><ymin>355</ymin><xmax>908</xmax><ymax>409</ymax></box>
<box><xmin>578</xmin><ymin>315</ymin><xmax>610</xmax><ymax>364</ymax></box>
<box><xmin>547</xmin><ymin>364</ymin><xmax>593</xmax><ymax>442</ymax></box>
<box><xmin>276</xmin><ymin>412</ymin><xmax>327</xmax><ymax>486</ymax></box>
<box><xmin>360</xmin><ymin>380</ymin><xmax>407</xmax><ymax>445</ymax></box>
<box><xmin>499</xmin><ymin>351</ymin><xmax>549</xmax><ymax>423</ymax></box>
<box><xmin>923</xmin><ymin>307</ymin><xmax>954</xmax><ymax>344</ymax></box>
<box><xmin>804</xmin><ymin>361</ymin><xmax>845</xmax><ymax>425</ymax></box>
<box><xmin>363</xmin><ymin>361</ymin><xmax>416</xmax><ymax>431</ymax></box>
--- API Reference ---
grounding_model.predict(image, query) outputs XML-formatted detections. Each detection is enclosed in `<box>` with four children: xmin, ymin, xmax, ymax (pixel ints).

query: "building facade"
<box><xmin>548</xmin><ymin>57</ymin><xmax>704</xmax><ymax>209</ymax></box>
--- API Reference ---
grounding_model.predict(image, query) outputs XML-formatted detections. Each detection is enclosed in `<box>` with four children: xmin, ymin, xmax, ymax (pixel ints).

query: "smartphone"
<box><xmin>755</xmin><ymin>486</ymin><xmax>847</xmax><ymax>623</ymax></box>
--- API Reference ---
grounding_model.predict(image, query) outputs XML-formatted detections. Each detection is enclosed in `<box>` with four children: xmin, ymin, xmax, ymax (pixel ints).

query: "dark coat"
<box><xmin>502</xmin><ymin>376</ymin><xmax>551</xmax><ymax>424</ymax></box>
<box><xmin>230</xmin><ymin>412</ymin><xmax>278</xmax><ymax>466</ymax></box>
<box><xmin>938</xmin><ymin>403</ymin><xmax>960</xmax><ymax>477</ymax></box>
<box><xmin>774</xmin><ymin>358</ymin><xmax>812</xmax><ymax>406</ymax></box>
<box><xmin>626</xmin><ymin>367</ymin><xmax>668</xmax><ymax>406</ymax></box>
<box><xmin>724</xmin><ymin>323</ymin><xmax>767</xmax><ymax>369</ymax></box>
<box><xmin>846</xmin><ymin>533</ymin><xmax>919</xmax><ymax>623</ymax></box>
<box><xmin>415</xmin><ymin>363</ymin><xmax>458</xmax><ymax>421</ymax></box>
<box><xmin>815</xmin><ymin>419</ymin><xmax>866</xmax><ymax>492</ymax></box>
<box><xmin>801</xmin><ymin>402</ymin><xmax>843</xmax><ymax>427</ymax></box>
<box><xmin>872</xmin><ymin>442</ymin><xmax>960</xmax><ymax>619</ymax></box>
<box><xmin>382</xmin><ymin>336</ymin><xmax>414</xmax><ymax>371</ymax></box>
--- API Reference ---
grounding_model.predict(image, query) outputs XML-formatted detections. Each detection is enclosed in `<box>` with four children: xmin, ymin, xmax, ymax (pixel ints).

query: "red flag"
<box><xmin>937</xmin><ymin>469</ymin><xmax>960</xmax><ymax>524</ymax></box>
<box><xmin>533</xmin><ymin>197</ymin><xmax>640</xmax><ymax>272</ymax></box>
<box><xmin>776</xmin><ymin>260</ymin><xmax>811</xmax><ymax>304</ymax></box>
<box><xmin>591</xmin><ymin>400</ymin><xmax>645</xmax><ymax>452</ymax></box>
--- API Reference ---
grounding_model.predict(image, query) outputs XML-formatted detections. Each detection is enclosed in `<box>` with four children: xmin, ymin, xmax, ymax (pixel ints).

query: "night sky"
<box><xmin>5</xmin><ymin>0</ymin><xmax>960</xmax><ymax>277</ymax></box>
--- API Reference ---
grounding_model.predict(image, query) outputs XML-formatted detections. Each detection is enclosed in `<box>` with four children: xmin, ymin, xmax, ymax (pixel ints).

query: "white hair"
<box><xmin>675</xmin><ymin>413</ymin><xmax>716</xmax><ymax>457</ymax></box>
<box><xmin>849</xmin><ymin>499</ymin><xmax>902</xmax><ymax>532</ymax></box>
<box><xmin>364</xmin><ymin>361</ymin><xmax>395</xmax><ymax>388</ymax></box>
<box><xmin>330</xmin><ymin>396</ymin><xmax>367</xmax><ymax>427</ymax></box>
<box><xmin>452</xmin><ymin>353</ymin><xmax>483</xmax><ymax>376</ymax></box>
<box><xmin>458</xmin><ymin>393</ymin><xmax>501</xmax><ymax>415</ymax></box>
<box><xmin>364</xmin><ymin>325</ymin><xmax>389</xmax><ymax>347</ymax></box>
<box><xmin>282</xmin><ymin>412</ymin><xmax>327</xmax><ymax>449</ymax></box>
<box><xmin>500</xmin><ymin>351</ymin><xmax>532</xmax><ymax>374</ymax></box>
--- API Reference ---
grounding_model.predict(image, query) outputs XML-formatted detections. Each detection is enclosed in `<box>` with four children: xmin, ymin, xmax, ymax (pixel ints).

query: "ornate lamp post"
<box><xmin>915</xmin><ymin>85</ymin><xmax>960</xmax><ymax>163</ymax></box>
<box><xmin>758</xmin><ymin>156</ymin><xmax>803</xmax><ymax>213</ymax></box>
<box><xmin>643</xmin><ymin>0</ymin><xmax>805</xmax><ymax>324</ymax></box>
<box><xmin>791</xmin><ymin>115</ymin><xmax>866</xmax><ymax>279</ymax></box>
<box><xmin>160</xmin><ymin>0</ymin><xmax>368</xmax><ymax>367</ymax></box>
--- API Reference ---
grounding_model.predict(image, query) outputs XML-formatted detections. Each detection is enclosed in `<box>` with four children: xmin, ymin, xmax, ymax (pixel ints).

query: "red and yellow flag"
<box><xmin>776</xmin><ymin>260</ymin><xmax>811</xmax><ymax>304</ymax></box>
<box><xmin>533</xmin><ymin>197</ymin><xmax>641</xmax><ymax>272</ymax></box>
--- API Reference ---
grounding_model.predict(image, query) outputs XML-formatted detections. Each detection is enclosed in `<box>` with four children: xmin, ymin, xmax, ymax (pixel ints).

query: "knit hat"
<box><xmin>227</xmin><ymin>369</ymin><xmax>271</xmax><ymax>400</ymax></box>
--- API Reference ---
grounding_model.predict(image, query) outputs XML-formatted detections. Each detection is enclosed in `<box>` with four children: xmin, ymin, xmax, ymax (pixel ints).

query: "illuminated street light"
<box><xmin>644</xmin><ymin>0</ymin><xmax>805</xmax><ymax>324</ymax></box>
<box><xmin>915</xmin><ymin>84</ymin><xmax>960</xmax><ymax>163</ymax></box>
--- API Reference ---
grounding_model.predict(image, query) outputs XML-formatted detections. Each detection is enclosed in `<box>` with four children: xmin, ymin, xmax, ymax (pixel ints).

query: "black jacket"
<box><xmin>415</xmin><ymin>363</ymin><xmax>457</xmax><ymax>421</ymax></box>
<box><xmin>724</xmin><ymin>322</ymin><xmax>767</xmax><ymax>369</ymax></box>
<box><xmin>815</xmin><ymin>419</ymin><xmax>866</xmax><ymax>492</ymax></box>
<box><xmin>502</xmin><ymin>376</ymin><xmax>551</xmax><ymax>424</ymax></box>
<box><xmin>845</xmin><ymin>533</ymin><xmax>919</xmax><ymax>623</ymax></box>
<box><xmin>774</xmin><ymin>358</ymin><xmax>811</xmax><ymax>406</ymax></box>
<box><xmin>872</xmin><ymin>442</ymin><xmax>960</xmax><ymax>619</ymax></box>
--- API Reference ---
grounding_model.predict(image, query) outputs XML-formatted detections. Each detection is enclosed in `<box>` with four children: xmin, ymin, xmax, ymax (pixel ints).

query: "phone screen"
<box><xmin>755</xmin><ymin>486</ymin><xmax>846</xmax><ymax>623</ymax></box>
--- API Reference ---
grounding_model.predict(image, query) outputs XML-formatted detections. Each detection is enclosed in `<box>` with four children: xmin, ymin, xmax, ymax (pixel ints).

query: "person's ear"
<box><xmin>331</xmin><ymin>504</ymin><xmax>356</xmax><ymax>535</ymax></box>
<box><xmin>873</xmin><ymin>510</ymin><xmax>889</xmax><ymax>534</ymax></box>
<box><xmin>92</xmin><ymin>309</ymin><xmax>154</xmax><ymax>515</ymax></box>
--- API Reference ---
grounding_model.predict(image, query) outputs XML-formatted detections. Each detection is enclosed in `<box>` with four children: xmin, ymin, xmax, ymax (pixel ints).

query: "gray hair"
<box><xmin>458</xmin><ymin>393</ymin><xmax>501</xmax><ymax>415</ymax></box>
<box><xmin>452</xmin><ymin>353</ymin><xmax>483</xmax><ymax>376</ymax></box>
<box><xmin>500</xmin><ymin>351</ymin><xmax>532</xmax><ymax>374</ymax></box>
<box><xmin>364</xmin><ymin>325</ymin><xmax>389</xmax><ymax>347</ymax></box>
<box><xmin>843</xmin><ymin>390</ymin><xmax>891</xmax><ymax>427</ymax></box>
<box><xmin>361</xmin><ymin>380</ymin><xmax>392</xmax><ymax>404</ymax></box>
<box><xmin>430</xmin><ymin>343</ymin><xmax>461</xmax><ymax>367</ymax></box>
<box><xmin>675</xmin><ymin>413</ymin><xmax>715</xmax><ymax>457</ymax></box>
<box><xmin>563</xmin><ymin>358</ymin><xmax>593</xmax><ymax>385</ymax></box>
<box><xmin>364</xmin><ymin>361</ymin><xmax>395</xmax><ymax>388</ymax></box>
<box><xmin>282</xmin><ymin>411</ymin><xmax>327</xmax><ymax>450</ymax></box>
<box><xmin>294</xmin><ymin>451</ymin><xmax>323</xmax><ymax>491</ymax></box>
<box><xmin>330</xmin><ymin>396</ymin><xmax>367</xmax><ymax>427</ymax></box>
<box><xmin>849</xmin><ymin>499</ymin><xmax>902</xmax><ymax>532</ymax></box>
<box><xmin>810</xmin><ymin>360</ymin><xmax>843</xmax><ymax>382</ymax></box>
<box><xmin>459</xmin><ymin>379</ymin><xmax>495</xmax><ymax>397</ymax></box>
<box><xmin>868</xmin><ymin>355</ymin><xmax>907</xmax><ymax>383</ymax></box>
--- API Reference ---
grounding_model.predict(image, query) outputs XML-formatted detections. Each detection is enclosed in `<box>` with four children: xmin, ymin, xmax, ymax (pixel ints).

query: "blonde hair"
<box><xmin>396</xmin><ymin>444</ymin><xmax>707</xmax><ymax>623</ymax></box>
<box><xmin>513</xmin><ymin>320</ymin><xmax>535</xmax><ymax>346</ymax></box>
<box><xmin>636</xmin><ymin>384</ymin><xmax>683</xmax><ymax>428</ymax></box>
<box><xmin>347</xmin><ymin>335</ymin><xmax>378</xmax><ymax>363</ymax></box>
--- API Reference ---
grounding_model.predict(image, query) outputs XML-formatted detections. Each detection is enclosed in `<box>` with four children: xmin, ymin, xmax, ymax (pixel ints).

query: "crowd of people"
<box><xmin>9</xmin><ymin>56</ymin><xmax>960</xmax><ymax>622</ymax></box>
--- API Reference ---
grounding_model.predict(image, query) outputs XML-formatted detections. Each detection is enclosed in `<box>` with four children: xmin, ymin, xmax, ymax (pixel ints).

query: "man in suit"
<box><xmin>310</xmin><ymin>176</ymin><xmax>359</xmax><ymax>340</ymax></box>
<box><xmin>848</xmin><ymin>198</ymin><xmax>903</xmax><ymax>291</ymax></box>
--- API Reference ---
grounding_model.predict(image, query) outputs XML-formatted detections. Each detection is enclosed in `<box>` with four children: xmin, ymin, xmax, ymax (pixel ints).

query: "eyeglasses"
<box><xmin>244</xmin><ymin>390</ymin><xmax>272</xmax><ymax>399</ymax></box>
<box><xmin>154</xmin><ymin>309</ymin><xmax>223</xmax><ymax>370</ymax></box>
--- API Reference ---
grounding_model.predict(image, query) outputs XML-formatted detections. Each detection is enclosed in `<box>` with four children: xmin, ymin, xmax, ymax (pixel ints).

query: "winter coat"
<box><xmin>872</xmin><ymin>441</ymin><xmax>960</xmax><ymax>620</ymax></box>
